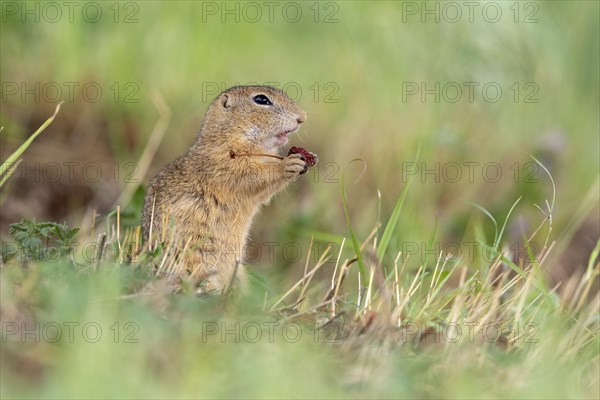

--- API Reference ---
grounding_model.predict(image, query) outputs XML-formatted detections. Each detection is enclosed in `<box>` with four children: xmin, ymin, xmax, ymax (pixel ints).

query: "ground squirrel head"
<box><xmin>200</xmin><ymin>85</ymin><xmax>307</xmax><ymax>151</ymax></box>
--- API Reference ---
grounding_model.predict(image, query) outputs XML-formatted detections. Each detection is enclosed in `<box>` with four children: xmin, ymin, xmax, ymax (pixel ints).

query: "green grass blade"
<box><xmin>0</xmin><ymin>103</ymin><xmax>62</xmax><ymax>188</ymax></box>
<box><xmin>529</xmin><ymin>154</ymin><xmax>556</xmax><ymax>213</ymax></box>
<box><xmin>298</xmin><ymin>229</ymin><xmax>345</xmax><ymax>245</ymax></box>
<box><xmin>341</xmin><ymin>159</ymin><xmax>367</xmax><ymax>284</ymax></box>
<box><xmin>500</xmin><ymin>252</ymin><xmax>552</xmax><ymax>299</ymax></box>
<box><xmin>0</xmin><ymin>159</ymin><xmax>22</xmax><ymax>192</ymax></box>
<box><xmin>586</xmin><ymin>238</ymin><xmax>600</xmax><ymax>275</ymax></box>
<box><xmin>495</xmin><ymin>196</ymin><xmax>522</xmax><ymax>249</ymax></box>
<box><xmin>477</xmin><ymin>239</ymin><xmax>552</xmax><ymax>299</ymax></box>
<box><xmin>424</xmin><ymin>216</ymin><xmax>439</xmax><ymax>267</ymax></box>
<box><xmin>466</xmin><ymin>201</ymin><xmax>498</xmax><ymax>245</ymax></box>
<box><xmin>376</xmin><ymin>145</ymin><xmax>420</xmax><ymax>262</ymax></box>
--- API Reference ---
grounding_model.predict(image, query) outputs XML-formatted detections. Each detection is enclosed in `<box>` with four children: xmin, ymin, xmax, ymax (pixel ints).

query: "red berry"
<box><xmin>288</xmin><ymin>146</ymin><xmax>317</xmax><ymax>167</ymax></box>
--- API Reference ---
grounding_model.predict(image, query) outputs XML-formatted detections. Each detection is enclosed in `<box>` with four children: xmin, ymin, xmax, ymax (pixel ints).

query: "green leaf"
<box><xmin>376</xmin><ymin>144</ymin><xmax>420</xmax><ymax>262</ymax></box>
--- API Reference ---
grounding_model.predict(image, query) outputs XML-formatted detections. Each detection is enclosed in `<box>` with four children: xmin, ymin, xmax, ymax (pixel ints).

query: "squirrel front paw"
<box><xmin>283</xmin><ymin>153</ymin><xmax>308</xmax><ymax>181</ymax></box>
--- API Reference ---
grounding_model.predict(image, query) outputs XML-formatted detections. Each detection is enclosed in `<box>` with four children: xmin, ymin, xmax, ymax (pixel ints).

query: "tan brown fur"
<box><xmin>142</xmin><ymin>85</ymin><xmax>308</xmax><ymax>292</ymax></box>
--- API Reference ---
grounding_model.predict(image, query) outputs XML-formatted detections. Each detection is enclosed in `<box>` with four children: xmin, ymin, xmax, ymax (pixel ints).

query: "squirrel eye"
<box><xmin>253</xmin><ymin>94</ymin><xmax>273</xmax><ymax>106</ymax></box>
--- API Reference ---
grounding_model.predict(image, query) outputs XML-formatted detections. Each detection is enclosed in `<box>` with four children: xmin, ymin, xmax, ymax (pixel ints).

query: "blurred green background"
<box><xmin>1</xmin><ymin>1</ymin><xmax>599</xmax><ymax>398</ymax></box>
<box><xmin>2</xmin><ymin>1</ymin><xmax>598</xmax><ymax>268</ymax></box>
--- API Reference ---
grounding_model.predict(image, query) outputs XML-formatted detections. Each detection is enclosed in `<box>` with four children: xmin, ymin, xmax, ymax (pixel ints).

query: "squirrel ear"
<box><xmin>220</xmin><ymin>93</ymin><xmax>232</xmax><ymax>109</ymax></box>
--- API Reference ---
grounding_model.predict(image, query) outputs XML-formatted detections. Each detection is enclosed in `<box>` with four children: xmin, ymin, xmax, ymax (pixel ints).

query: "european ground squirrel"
<box><xmin>142</xmin><ymin>85</ymin><xmax>315</xmax><ymax>292</ymax></box>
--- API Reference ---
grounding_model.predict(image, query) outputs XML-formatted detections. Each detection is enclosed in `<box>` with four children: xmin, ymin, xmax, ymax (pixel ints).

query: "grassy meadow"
<box><xmin>1</xmin><ymin>1</ymin><xmax>599</xmax><ymax>399</ymax></box>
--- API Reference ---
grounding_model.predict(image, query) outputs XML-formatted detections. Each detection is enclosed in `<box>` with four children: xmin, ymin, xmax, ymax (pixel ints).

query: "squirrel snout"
<box><xmin>296</xmin><ymin>111</ymin><xmax>307</xmax><ymax>124</ymax></box>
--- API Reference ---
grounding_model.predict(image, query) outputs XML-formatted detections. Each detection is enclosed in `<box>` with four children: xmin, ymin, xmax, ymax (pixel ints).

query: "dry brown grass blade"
<box><xmin>278</xmin><ymin>298</ymin><xmax>343</xmax><ymax>323</ymax></box>
<box><xmin>148</xmin><ymin>196</ymin><xmax>157</xmax><ymax>251</ymax></box>
<box><xmin>229</xmin><ymin>151</ymin><xmax>284</xmax><ymax>160</ymax></box>
<box><xmin>327</xmin><ymin>239</ymin><xmax>347</xmax><ymax>315</ymax></box>
<box><xmin>270</xmin><ymin>250</ymin><xmax>332</xmax><ymax>312</ymax></box>
<box><xmin>224</xmin><ymin>259</ymin><xmax>241</xmax><ymax>296</ymax></box>
<box><xmin>362</xmin><ymin>263</ymin><xmax>376</xmax><ymax>313</ymax></box>
<box><xmin>95</xmin><ymin>233</ymin><xmax>107</xmax><ymax>269</ymax></box>
<box><xmin>112</xmin><ymin>92</ymin><xmax>171</xmax><ymax>210</ymax></box>
<box><xmin>296</xmin><ymin>243</ymin><xmax>332</xmax><ymax>306</ymax></box>
<box><xmin>301</xmin><ymin>237</ymin><xmax>314</xmax><ymax>290</ymax></box>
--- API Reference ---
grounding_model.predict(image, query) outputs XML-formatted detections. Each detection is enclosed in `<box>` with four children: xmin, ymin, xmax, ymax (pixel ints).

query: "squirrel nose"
<box><xmin>296</xmin><ymin>111</ymin><xmax>307</xmax><ymax>124</ymax></box>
